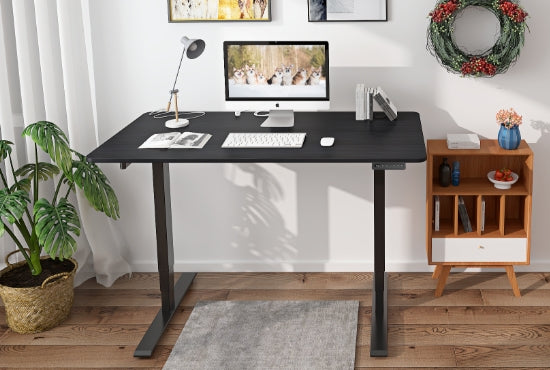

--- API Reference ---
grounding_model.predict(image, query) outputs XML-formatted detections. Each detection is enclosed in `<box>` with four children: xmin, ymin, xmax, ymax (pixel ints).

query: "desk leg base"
<box><xmin>134</xmin><ymin>272</ymin><xmax>196</xmax><ymax>357</ymax></box>
<box><xmin>370</xmin><ymin>272</ymin><xmax>388</xmax><ymax>357</ymax></box>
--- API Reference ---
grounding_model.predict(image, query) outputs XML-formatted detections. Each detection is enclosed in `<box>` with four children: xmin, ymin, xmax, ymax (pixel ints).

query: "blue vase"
<box><xmin>498</xmin><ymin>124</ymin><xmax>521</xmax><ymax>150</ymax></box>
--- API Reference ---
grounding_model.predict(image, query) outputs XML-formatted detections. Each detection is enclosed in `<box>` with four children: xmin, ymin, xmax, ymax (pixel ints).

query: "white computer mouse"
<box><xmin>165</xmin><ymin>118</ymin><xmax>189</xmax><ymax>129</ymax></box>
<box><xmin>320</xmin><ymin>137</ymin><xmax>335</xmax><ymax>147</ymax></box>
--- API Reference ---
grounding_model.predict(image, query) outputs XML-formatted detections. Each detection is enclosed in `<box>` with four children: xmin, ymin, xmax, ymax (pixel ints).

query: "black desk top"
<box><xmin>87</xmin><ymin>111</ymin><xmax>426</xmax><ymax>164</ymax></box>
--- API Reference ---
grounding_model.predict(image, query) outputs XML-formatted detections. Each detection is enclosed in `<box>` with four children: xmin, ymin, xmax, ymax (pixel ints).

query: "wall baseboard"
<box><xmin>129</xmin><ymin>260</ymin><xmax>550</xmax><ymax>273</ymax></box>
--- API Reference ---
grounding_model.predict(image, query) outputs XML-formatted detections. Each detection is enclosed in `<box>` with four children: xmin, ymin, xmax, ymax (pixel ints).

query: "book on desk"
<box><xmin>139</xmin><ymin>132</ymin><xmax>211</xmax><ymax>149</ymax></box>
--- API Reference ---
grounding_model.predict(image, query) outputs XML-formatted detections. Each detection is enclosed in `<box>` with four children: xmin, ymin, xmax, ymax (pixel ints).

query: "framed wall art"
<box><xmin>168</xmin><ymin>0</ymin><xmax>271</xmax><ymax>22</ymax></box>
<box><xmin>308</xmin><ymin>0</ymin><xmax>387</xmax><ymax>22</ymax></box>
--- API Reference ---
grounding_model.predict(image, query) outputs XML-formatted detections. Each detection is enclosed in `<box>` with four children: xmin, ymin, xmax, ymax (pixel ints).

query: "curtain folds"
<box><xmin>0</xmin><ymin>0</ymin><xmax>131</xmax><ymax>287</ymax></box>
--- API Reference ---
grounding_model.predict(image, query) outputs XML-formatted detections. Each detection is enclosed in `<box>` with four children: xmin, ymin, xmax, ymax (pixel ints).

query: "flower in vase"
<box><xmin>496</xmin><ymin>108</ymin><xmax>522</xmax><ymax>129</ymax></box>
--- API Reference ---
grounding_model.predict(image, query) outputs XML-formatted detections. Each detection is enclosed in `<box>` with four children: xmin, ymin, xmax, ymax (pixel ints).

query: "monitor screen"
<box><xmin>223</xmin><ymin>41</ymin><xmax>329</xmax><ymax>103</ymax></box>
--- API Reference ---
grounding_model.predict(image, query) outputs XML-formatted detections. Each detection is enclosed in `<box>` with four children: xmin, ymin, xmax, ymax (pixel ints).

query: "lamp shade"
<box><xmin>181</xmin><ymin>36</ymin><xmax>205</xmax><ymax>59</ymax></box>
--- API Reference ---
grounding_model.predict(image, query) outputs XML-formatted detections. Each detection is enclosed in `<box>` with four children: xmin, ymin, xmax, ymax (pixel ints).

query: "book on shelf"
<box><xmin>139</xmin><ymin>131</ymin><xmax>212</xmax><ymax>149</ymax></box>
<box><xmin>481</xmin><ymin>196</ymin><xmax>485</xmax><ymax>232</ymax></box>
<box><xmin>458</xmin><ymin>196</ymin><xmax>472</xmax><ymax>232</ymax></box>
<box><xmin>434</xmin><ymin>195</ymin><xmax>440</xmax><ymax>231</ymax></box>
<box><xmin>446</xmin><ymin>133</ymin><xmax>480</xmax><ymax>149</ymax></box>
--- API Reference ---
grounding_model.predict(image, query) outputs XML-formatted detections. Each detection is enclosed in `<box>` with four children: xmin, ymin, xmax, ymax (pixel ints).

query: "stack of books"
<box><xmin>355</xmin><ymin>85</ymin><xmax>397</xmax><ymax>121</ymax></box>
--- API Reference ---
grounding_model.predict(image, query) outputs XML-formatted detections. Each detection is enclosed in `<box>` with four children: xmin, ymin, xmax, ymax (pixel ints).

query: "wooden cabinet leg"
<box><xmin>435</xmin><ymin>266</ymin><xmax>452</xmax><ymax>297</ymax></box>
<box><xmin>432</xmin><ymin>265</ymin><xmax>443</xmax><ymax>279</ymax></box>
<box><xmin>505</xmin><ymin>265</ymin><xmax>521</xmax><ymax>297</ymax></box>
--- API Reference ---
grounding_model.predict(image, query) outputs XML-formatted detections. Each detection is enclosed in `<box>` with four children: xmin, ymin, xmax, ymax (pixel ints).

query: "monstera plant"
<box><xmin>0</xmin><ymin>120</ymin><xmax>119</xmax><ymax>276</ymax></box>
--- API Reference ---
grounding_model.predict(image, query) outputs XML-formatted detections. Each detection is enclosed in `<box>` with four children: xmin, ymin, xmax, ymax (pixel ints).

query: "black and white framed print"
<box><xmin>169</xmin><ymin>0</ymin><xmax>271</xmax><ymax>22</ymax></box>
<box><xmin>308</xmin><ymin>0</ymin><xmax>387</xmax><ymax>22</ymax></box>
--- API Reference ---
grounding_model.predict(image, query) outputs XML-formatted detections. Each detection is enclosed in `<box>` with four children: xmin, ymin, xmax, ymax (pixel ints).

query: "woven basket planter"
<box><xmin>0</xmin><ymin>251</ymin><xmax>77</xmax><ymax>334</ymax></box>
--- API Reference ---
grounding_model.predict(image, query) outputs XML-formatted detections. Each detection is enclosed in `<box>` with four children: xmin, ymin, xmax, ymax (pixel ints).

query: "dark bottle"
<box><xmin>439</xmin><ymin>157</ymin><xmax>451</xmax><ymax>187</ymax></box>
<box><xmin>452</xmin><ymin>161</ymin><xmax>460</xmax><ymax>186</ymax></box>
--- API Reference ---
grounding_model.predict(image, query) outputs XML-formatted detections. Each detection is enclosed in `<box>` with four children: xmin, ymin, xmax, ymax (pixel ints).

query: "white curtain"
<box><xmin>0</xmin><ymin>0</ymin><xmax>131</xmax><ymax>287</ymax></box>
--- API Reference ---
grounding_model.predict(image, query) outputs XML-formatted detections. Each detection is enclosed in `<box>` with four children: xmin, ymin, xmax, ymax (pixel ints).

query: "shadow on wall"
<box><xmin>226</xmin><ymin>163</ymin><xmax>298</xmax><ymax>267</ymax></box>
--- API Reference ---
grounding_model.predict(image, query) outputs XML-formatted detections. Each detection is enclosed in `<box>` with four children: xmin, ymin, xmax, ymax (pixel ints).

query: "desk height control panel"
<box><xmin>372</xmin><ymin>162</ymin><xmax>406</xmax><ymax>170</ymax></box>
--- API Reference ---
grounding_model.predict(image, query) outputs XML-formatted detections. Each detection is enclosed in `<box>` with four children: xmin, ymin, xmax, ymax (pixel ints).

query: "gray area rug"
<box><xmin>163</xmin><ymin>300</ymin><xmax>359</xmax><ymax>370</ymax></box>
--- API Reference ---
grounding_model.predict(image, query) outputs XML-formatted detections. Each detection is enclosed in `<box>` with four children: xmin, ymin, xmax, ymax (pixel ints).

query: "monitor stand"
<box><xmin>260</xmin><ymin>110</ymin><xmax>294</xmax><ymax>128</ymax></box>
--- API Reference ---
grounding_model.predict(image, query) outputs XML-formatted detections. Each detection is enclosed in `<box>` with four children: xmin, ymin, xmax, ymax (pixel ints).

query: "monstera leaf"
<box><xmin>0</xmin><ymin>189</ymin><xmax>30</xmax><ymax>236</ymax></box>
<box><xmin>11</xmin><ymin>178</ymin><xmax>31</xmax><ymax>193</ymax></box>
<box><xmin>0</xmin><ymin>140</ymin><xmax>13</xmax><ymax>161</ymax></box>
<box><xmin>72</xmin><ymin>152</ymin><xmax>119</xmax><ymax>219</ymax></box>
<box><xmin>22</xmin><ymin>121</ymin><xmax>72</xmax><ymax>178</ymax></box>
<box><xmin>15</xmin><ymin>162</ymin><xmax>60</xmax><ymax>182</ymax></box>
<box><xmin>34</xmin><ymin>198</ymin><xmax>80</xmax><ymax>260</ymax></box>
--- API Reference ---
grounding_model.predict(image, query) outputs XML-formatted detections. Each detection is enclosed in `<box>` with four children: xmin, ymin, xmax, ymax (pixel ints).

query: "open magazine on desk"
<box><xmin>139</xmin><ymin>131</ymin><xmax>211</xmax><ymax>149</ymax></box>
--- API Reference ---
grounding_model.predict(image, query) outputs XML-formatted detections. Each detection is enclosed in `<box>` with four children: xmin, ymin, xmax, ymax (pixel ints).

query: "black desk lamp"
<box><xmin>165</xmin><ymin>36</ymin><xmax>206</xmax><ymax>128</ymax></box>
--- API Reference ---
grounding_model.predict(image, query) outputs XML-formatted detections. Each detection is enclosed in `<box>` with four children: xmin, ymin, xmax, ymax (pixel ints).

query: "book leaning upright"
<box><xmin>355</xmin><ymin>84</ymin><xmax>366</xmax><ymax>120</ymax></box>
<box><xmin>373</xmin><ymin>87</ymin><xmax>398</xmax><ymax>121</ymax></box>
<box><xmin>434</xmin><ymin>195</ymin><xmax>440</xmax><ymax>231</ymax></box>
<box><xmin>457</xmin><ymin>196</ymin><xmax>472</xmax><ymax>232</ymax></box>
<box><xmin>366</xmin><ymin>87</ymin><xmax>374</xmax><ymax>120</ymax></box>
<box><xmin>481</xmin><ymin>196</ymin><xmax>486</xmax><ymax>232</ymax></box>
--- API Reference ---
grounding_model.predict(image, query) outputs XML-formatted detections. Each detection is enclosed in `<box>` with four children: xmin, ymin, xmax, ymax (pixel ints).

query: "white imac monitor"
<box><xmin>223</xmin><ymin>41</ymin><xmax>330</xmax><ymax>127</ymax></box>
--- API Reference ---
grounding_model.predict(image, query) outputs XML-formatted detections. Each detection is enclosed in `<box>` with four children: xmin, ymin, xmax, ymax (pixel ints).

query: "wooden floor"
<box><xmin>1</xmin><ymin>272</ymin><xmax>550</xmax><ymax>368</ymax></box>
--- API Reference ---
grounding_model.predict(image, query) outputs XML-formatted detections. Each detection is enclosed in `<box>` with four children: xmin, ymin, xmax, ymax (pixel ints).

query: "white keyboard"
<box><xmin>222</xmin><ymin>132</ymin><xmax>306</xmax><ymax>148</ymax></box>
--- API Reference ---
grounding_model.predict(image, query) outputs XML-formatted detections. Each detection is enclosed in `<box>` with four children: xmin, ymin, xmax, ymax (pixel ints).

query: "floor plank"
<box><xmin>392</xmin><ymin>271</ymin><xmax>550</xmax><ymax>290</ymax></box>
<box><xmin>0</xmin><ymin>345</ymin><xmax>171</xmax><ymax>368</ymax></box>
<box><xmin>0</xmin><ymin>324</ymin><xmax>185</xmax><ymax>346</ymax></box>
<box><xmin>226</xmin><ymin>288</ymin><xmax>371</xmax><ymax>302</ymax></box>
<box><xmin>481</xmin><ymin>288</ymin><xmax>550</xmax><ymax>306</ymax></box>
<box><xmin>1</xmin><ymin>272</ymin><xmax>550</xmax><ymax>368</ymax></box>
<box><xmin>357</xmin><ymin>324</ymin><xmax>550</xmax><ymax>346</ymax></box>
<box><xmin>355</xmin><ymin>345</ymin><xmax>458</xmax><ymax>367</ymax></box>
<box><xmin>454</xmin><ymin>345</ymin><xmax>550</xmax><ymax>367</ymax></box>
<box><xmin>367</xmin><ymin>305</ymin><xmax>550</xmax><ymax>325</ymax></box>
<box><xmin>73</xmin><ymin>289</ymin><xmax>230</xmax><ymax>307</ymax></box>
<box><xmin>78</xmin><ymin>271</ymin><xmax>550</xmax><ymax>291</ymax></box>
<box><xmin>65</xmin><ymin>306</ymin><xmax>191</xmax><ymax>325</ymax></box>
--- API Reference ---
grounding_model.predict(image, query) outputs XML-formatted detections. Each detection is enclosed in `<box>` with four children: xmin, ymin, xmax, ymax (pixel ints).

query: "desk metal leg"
<box><xmin>370</xmin><ymin>169</ymin><xmax>388</xmax><ymax>357</ymax></box>
<box><xmin>134</xmin><ymin>163</ymin><xmax>196</xmax><ymax>357</ymax></box>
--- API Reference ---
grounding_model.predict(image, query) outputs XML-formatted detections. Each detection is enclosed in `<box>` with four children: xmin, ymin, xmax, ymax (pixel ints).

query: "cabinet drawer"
<box><xmin>432</xmin><ymin>238</ymin><xmax>527</xmax><ymax>263</ymax></box>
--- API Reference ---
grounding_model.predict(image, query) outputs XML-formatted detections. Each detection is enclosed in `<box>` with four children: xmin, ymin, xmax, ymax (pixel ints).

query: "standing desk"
<box><xmin>87</xmin><ymin>111</ymin><xmax>426</xmax><ymax>358</ymax></box>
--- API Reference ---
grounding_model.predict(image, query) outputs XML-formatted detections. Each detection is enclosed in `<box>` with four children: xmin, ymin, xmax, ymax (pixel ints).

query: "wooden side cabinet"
<box><xmin>426</xmin><ymin>140</ymin><xmax>533</xmax><ymax>297</ymax></box>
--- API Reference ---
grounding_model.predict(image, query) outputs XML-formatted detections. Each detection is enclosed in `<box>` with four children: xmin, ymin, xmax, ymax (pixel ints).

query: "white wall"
<box><xmin>88</xmin><ymin>0</ymin><xmax>550</xmax><ymax>272</ymax></box>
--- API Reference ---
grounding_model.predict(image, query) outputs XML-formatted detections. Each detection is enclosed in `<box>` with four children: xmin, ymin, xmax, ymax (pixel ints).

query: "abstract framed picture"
<box><xmin>308</xmin><ymin>0</ymin><xmax>387</xmax><ymax>22</ymax></box>
<box><xmin>168</xmin><ymin>0</ymin><xmax>271</xmax><ymax>22</ymax></box>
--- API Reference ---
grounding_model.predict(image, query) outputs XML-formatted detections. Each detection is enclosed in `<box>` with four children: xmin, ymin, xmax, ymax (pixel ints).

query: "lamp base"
<box><xmin>165</xmin><ymin>118</ymin><xmax>190</xmax><ymax>129</ymax></box>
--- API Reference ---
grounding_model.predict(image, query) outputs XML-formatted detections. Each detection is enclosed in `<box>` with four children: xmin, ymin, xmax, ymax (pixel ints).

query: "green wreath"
<box><xmin>427</xmin><ymin>0</ymin><xmax>528</xmax><ymax>77</ymax></box>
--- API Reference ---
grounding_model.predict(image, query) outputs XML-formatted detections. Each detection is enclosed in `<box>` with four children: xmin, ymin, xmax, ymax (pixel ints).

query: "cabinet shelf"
<box><xmin>432</xmin><ymin>178</ymin><xmax>529</xmax><ymax>195</ymax></box>
<box><xmin>426</xmin><ymin>140</ymin><xmax>533</xmax><ymax>297</ymax></box>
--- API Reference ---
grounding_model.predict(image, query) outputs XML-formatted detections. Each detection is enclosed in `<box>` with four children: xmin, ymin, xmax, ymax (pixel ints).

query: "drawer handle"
<box><xmin>478</xmin><ymin>245</ymin><xmax>485</xmax><ymax>249</ymax></box>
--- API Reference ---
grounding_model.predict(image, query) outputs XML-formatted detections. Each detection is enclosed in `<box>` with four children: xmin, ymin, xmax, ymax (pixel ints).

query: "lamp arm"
<box><xmin>166</xmin><ymin>45</ymin><xmax>187</xmax><ymax>111</ymax></box>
